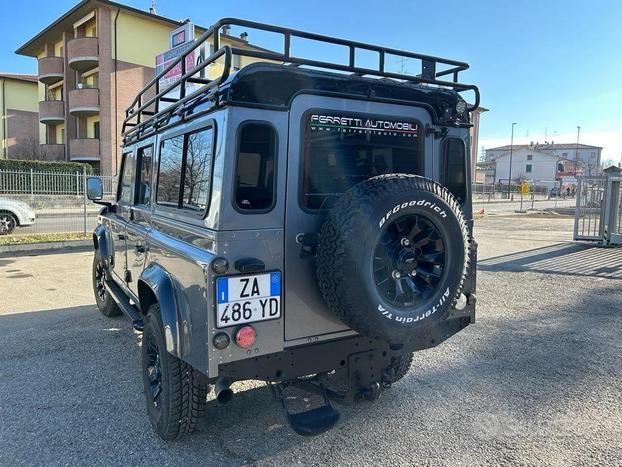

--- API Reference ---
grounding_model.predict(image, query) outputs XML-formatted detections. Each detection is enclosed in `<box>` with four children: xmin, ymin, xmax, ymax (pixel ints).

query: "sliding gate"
<box><xmin>574</xmin><ymin>168</ymin><xmax>622</xmax><ymax>246</ymax></box>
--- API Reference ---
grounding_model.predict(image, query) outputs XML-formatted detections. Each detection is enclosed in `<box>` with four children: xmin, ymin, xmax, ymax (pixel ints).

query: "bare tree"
<box><xmin>11</xmin><ymin>136</ymin><xmax>41</xmax><ymax>161</ymax></box>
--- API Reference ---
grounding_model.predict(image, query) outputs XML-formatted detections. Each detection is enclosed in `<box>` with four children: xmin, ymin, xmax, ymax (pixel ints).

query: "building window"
<box><xmin>526</xmin><ymin>164</ymin><xmax>532</xmax><ymax>173</ymax></box>
<box><xmin>93</xmin><ymin>121</ymin><xmax>100</xmax><ymax>139</ymax></box>
<box><xmin>527</xmin><ymin>154</ymin><xmax>532</xmax><ymax>161</ymax></box>
<box><xmin>234</xmin><ymin>123</ymin><xmax>277</xmax><ymax>212</ymax></box>
<box><xmin>562</xmin><ymin>152</ymin><xmax>567</xmax><ymax>158</ymax></box>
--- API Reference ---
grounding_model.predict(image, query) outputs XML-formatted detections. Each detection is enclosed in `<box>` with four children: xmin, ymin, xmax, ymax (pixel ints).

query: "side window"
<box><xmin>155</xmin><ymin>125</ymin><xmax>215</xmax><ymax>214</ymax></box>
<box><xmin>235</xmin><ymin>123</ymin><xmax>276</xmax><ymax>212</ymax></box>
<box><xmin>442</xmin><ymin>138</ymin><xmax>466</xmax><ymax>203</ymax></box>
<box><xmin>183</xmin><ymin>128</ymin><xmax>214</xmax><ymax>211</ymax></box>
<box><xmin>136</xmin><ymin>145</ymin><xmax>153</xmax><ymax>205</ymax></box>
<box><xmin>118</xmin><ymin>151</ymin><xmax>134</xmax><ymax>204</ymax></box>
<box><xmin>157</xmin><ymin>135</ymin><xmax>184</xmax><ymax>206</ymax></box>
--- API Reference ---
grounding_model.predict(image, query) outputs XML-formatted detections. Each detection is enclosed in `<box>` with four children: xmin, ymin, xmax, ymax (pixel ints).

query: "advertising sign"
<box><xmin>154</xmin><ymin>22</ymin><xmax>204</xmax><ymax>105</ymax></box>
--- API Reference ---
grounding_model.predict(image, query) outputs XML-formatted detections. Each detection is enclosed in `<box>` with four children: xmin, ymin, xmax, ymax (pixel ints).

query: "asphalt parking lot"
<box><xmin>1</xmin><ymin>214</ymin><xmax>621</xmax><ymax>465</ymax></box>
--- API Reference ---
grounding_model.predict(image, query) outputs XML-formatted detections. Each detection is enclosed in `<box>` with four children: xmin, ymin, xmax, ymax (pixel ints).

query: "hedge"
<box><xmin>0</xmin><ymin>160</ymin><xmax>94</xmax><ymax>174</ymax></box>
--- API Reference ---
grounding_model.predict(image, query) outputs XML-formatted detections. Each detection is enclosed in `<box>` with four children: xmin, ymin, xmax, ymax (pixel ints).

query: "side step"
<box><xmin>272</xmin><ymin>379</ymin><xmax>340</xmax><ymax>436</ymax></box>
<box><xmin>104</xmin><ymin>280</ymin><xmax>144</xmax><ymax>331</ymax></box>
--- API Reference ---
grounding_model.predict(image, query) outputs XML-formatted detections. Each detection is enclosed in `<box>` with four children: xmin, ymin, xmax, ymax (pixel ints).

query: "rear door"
<box><xmin>284</xmin><ymin>94</ymin><xmax>433</xmax><ymax>342</ymax></box>
<box><xmin>109</xmin><ymin>150</ymin><xmax>135</xmax><ymax>283</ymax></box>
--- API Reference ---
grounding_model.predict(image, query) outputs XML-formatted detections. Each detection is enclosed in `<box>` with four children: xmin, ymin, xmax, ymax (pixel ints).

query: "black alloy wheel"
<box><xmin>373</xmin><ymin>214</ymin><xmax>445</xmax><ymax>308</ymax></box>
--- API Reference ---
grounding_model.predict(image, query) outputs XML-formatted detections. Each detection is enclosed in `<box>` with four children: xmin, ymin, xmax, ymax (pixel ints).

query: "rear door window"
<box><xmin>234</xmin><ymin>123</ymin><xmax>276</xmax><ymax>212</ymax></box>
<box><xmin>301</xmin><ymin>112</ymin><xmax>422</xmax><ymax>210</ymax></box>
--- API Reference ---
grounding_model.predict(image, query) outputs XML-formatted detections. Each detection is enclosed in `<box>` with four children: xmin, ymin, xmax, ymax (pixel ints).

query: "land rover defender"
<box><xmin>87</xmin><ymin>18</ymin><xmax>480</xmax><ymax>440</ymax></box>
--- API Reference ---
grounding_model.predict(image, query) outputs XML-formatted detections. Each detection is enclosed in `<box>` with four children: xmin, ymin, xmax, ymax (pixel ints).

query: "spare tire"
<box><xmin>316</xmin><ymin>174</ymin><xmax>469</xmax><ymax>344</ymax></box>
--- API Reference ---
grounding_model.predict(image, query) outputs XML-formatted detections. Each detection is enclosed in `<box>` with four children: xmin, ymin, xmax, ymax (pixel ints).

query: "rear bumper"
<box><xmin>215</xmin><ymin>313</ymin><xmax>473</xmax><ymax>383</ymax></box>
<box><xmin>214</xmin><ymin>239</ymin><xmax>478</xmax><ymax>383</ymax></box>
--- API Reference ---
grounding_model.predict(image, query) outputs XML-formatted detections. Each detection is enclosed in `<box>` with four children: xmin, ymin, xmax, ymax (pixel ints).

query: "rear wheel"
<box><xmin>384</xmin><ymin>352</ymin><xmax>413</xmax><ymax>384</ymax></box>
<box><xmin>92</xmin><ymin>254</ymin><xmax>121</xmax><ymax>317</ymax></box>
<box><xmin>142</xmin><ymin>305</ymin><xmax>208</xmax><ymax>440</ymax></box>
<box><xmin>0</xmin><ymin>211</ymin><xmax>17</xmax><ymax>235</ymax></box>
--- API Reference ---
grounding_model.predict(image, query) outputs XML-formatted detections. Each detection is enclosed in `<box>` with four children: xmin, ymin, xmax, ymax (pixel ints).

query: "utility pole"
<box><xmin>507</xmin><ymin>122</ymin><xmax>517</xmax><ymax>199</ymax></box>
<box><xmin>574</xmin><ymin>126</ymin><xmax>581</xmax><ymax>176</ymax></box>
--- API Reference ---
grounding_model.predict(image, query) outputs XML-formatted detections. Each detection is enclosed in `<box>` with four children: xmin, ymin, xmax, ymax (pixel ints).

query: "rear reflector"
<box><xmin>235</xmin><ymin>326</ymin><xmax>256</xmax><ymax>349</ymax></box>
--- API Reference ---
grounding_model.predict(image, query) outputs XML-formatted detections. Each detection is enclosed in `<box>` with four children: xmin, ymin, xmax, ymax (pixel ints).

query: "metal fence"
<box><xmin>0</xmin><ymin>168</ymin><xmax>116</xmax><ymax>239</ymax></box>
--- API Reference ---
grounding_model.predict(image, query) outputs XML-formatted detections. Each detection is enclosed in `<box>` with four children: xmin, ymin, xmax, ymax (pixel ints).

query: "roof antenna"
<box><xmin>149</xmin><ymin>0</ymin><xmax>157</xmax><ymax>14</ymax></box>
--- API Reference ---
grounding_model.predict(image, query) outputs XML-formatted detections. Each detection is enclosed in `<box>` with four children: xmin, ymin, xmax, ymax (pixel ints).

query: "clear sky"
<box><xmin>1</xmin><ymin>0</ymin><xmax>620</xmax><ymax>163</ymax></box>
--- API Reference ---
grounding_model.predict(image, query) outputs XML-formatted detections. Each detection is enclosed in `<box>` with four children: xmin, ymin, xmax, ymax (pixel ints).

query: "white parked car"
<box><xmin>0</xmin><ymin>198</ymin><xmax>36</xmax><ymax>235</ymax></box>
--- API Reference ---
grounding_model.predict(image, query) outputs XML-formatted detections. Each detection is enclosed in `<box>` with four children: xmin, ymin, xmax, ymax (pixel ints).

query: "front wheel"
<box><xmin>0</xmin><ymin>212</ymin><xmax>17</xmax><ymax>235</ymax></box>
<box><xmin>92</xmin><ymin>254</ymin><xmax>122</xmax><ymax>317</ymax></box>
<box><xmin>142</xmin><ymin>305</ymin><xmax>208</xmax><ymax>440</ymax></box>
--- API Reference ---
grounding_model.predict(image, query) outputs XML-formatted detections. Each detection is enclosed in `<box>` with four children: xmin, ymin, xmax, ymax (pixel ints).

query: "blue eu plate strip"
<box><xmin>216</xmin><ymin>277</ymin><xmax>228</xmax><ymax>304</ymax></box>
<box><xmin>270</xmin><ymin>272</ymin><xmax>281</xmax><ymax>296</ymax></box>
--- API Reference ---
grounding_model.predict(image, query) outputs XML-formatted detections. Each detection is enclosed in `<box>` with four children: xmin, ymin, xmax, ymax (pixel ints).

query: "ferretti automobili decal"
<box><xmin>309</xmin><ymin>114</ymin><xmax>418</xmax><ymax>137</ymax></box>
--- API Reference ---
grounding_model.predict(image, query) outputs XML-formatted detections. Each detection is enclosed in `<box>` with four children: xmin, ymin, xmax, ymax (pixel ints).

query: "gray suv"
<box><xmin>87</xmin><ymin>18</ymin><xmax>479</xmax><ymax>440</ymax></box>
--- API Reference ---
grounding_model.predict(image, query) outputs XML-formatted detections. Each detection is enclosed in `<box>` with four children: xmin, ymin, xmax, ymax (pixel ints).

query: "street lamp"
<box><xmin>507</xmin><ymin>122</ymin><xmax>517</xmax><ymax>199</ymax></box>
<box><xmin>574</xmin><ymin>126</ymin><xmax>581</xmax><ymax>176</ymax></box>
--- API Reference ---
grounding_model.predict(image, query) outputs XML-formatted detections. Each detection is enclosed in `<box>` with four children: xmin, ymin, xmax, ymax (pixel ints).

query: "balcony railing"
<box><xmin>39</xmin><ymin>100</ymin><xmax>65</xmax><ymax>125</ymax></box>
<box><xmin>68</xmin><ymin>88</ymin><xmax>99</xmax><ymax>116</ymax></box>
<box><xmin>69</xmin><ymin>138</ymin><xmax>100</xmax><ymax>161</ymax></box>
<box><xmin>38</xmin><ymin>56</ymin><xmax>64</xmax><ymax>85</ymax></box>
<box><xmin>39</xmin><ymin>144</ymin><xmax>66</xmax><ymax>161</ymax></box>
<box><xmin>67</xmin><ymin>37</ymin><xmax>99</xmax><ymax>72</ymax></box>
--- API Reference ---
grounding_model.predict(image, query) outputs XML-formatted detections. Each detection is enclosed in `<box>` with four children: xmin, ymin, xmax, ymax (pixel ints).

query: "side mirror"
<box><xmin>86</xmin><ymin>177</ymin><xmax>103</xmax><ymax>201</ymax></box>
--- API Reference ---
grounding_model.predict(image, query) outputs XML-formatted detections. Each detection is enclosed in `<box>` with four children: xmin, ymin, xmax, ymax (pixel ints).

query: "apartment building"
<box><xmin>16</xmin><ymin>0</ymin><xmax>260</xmax><ymax>174</ymax></box>
<box><xmin>485</xmin><ymin>142</ymin><xmax>602</xmax><ymax>174</ymax></box>
<box><xmin>0</xmin><ymin>73</ymin><xmax>39</xmax><ymax>159</ymax></box>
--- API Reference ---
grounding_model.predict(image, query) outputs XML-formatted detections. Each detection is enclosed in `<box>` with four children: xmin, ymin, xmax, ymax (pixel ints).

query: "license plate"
<box><xmin>216</xmin><ymin>272</ymin><xmax>281</xmax><ymax>328</ymax></box>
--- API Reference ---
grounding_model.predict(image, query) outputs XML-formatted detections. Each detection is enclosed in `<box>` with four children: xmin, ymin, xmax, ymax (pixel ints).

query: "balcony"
<box><xmin>38</xmin><ymin>56</ymin><xmax>64</xmax><ymax>85</ymax></box>
<box><xmin>39</xmin><ymin>100</ymin><xmax>65</xmax><ymax>125</ymax></box>
<box><xmin>68</xmin><ymin>88</ymin><xmax>99</xmax><ymax>116</ymax></box>
<box><xmin>67</xmin><ymin>37</ymin><xmax>99</xmax><ymax>72</ymax></box>
<box><xmin>39</xmin><ymin>144</ymin><xmax>65</xmax><ymax>161</ymax></box>
<box><xmin>69</xmin><ymin>138</ymin><xmax>100</xmax><ymax>161</ymax></box>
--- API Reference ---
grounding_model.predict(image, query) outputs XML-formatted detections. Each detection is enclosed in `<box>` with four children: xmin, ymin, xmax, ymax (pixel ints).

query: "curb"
<box><xmin>0</xmin><ymin>239</ymin><xmax>92</xmax><ymax>256</ymax></box>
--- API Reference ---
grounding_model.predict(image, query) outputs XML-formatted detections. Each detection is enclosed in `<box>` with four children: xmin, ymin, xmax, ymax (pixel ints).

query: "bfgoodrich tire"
<box><xmin>316</xmin><ymin>174</ymin><xmax>469</xmax><ymax>344</ymax></box>
<box><xmin>142</xmin><ymin>305</ymin><xmax>208</xmax><ymax>440</ymax></box>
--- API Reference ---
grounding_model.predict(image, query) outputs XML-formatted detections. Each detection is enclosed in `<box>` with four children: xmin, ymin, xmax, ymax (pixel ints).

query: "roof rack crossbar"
<box><xmin>122</xmin><ymin>18</ymin><xmax>479</xmax><ymax>142</ymax></box>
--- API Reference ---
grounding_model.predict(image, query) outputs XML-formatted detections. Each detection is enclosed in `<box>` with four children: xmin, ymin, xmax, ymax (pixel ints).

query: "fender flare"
<box><xmin>137</xmin><ymin>264</ymin><xmax>183</xmax><ymax>357</ymax></box>
<box><xmin>92</xmin><ymin>224</ymin><xmax>110</xmax><ymax>259</ymax></box>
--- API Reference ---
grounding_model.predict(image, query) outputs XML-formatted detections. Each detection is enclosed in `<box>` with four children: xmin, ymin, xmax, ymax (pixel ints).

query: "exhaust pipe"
<box><xmin>215</xmin><ymin>377</ymin><xmax>233</xmax><ymax>404</ymax></box>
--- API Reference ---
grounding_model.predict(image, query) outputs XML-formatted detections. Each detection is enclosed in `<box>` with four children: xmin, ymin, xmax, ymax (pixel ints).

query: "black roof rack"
<box><xmin>122</xmin><ymin>18</ymin><xmax>480</xmax><ymax>142</ymax></box>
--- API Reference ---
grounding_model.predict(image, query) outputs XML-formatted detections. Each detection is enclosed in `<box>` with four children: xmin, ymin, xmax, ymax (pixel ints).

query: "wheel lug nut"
<box><xmin>400</xmin><ymin>238</ymin><xmax>410</xmax><ymax>246</ymax></box>
<box><xmin>392</xmin><ymin>270</ymin><xmax>401</xmax><ymax>279</ymax></box>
